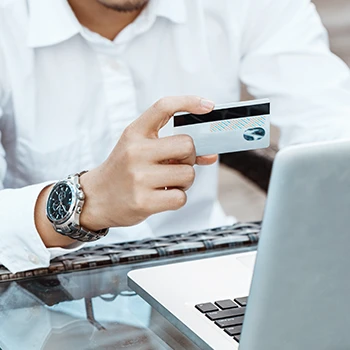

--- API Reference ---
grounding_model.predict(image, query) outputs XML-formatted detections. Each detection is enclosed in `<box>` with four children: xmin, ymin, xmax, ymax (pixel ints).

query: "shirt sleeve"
<box><xmin>238</xmin><ymin>0</ymin><xmax>350</xmax><ymax>148</ymax></box>
<box><xmin>0</xmin><ymin>179</ymin><xmax>85</xmax><ymax>273</ymax></box>
<box><xmin>0</xmin><ymin>183</ymin><xmax>85</xmax><ymax>273</ymax></box>
<box><xmin>0</xmin><ymin>49</ymin><xmax>83</xmax><ymax>274</ymax></box>
<box><xmin>0</xmin><ymin>163</ymin><xmax>84</xmax><ymax>274</ymax></box>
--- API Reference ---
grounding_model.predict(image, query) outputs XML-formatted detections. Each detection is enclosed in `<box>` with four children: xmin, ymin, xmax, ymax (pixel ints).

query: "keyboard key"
<box><xmin>215</xmin><ymin>316</ymin><xmax>244</xmax><ymax>328</ymax></box>
<box><xmin>234</xmin><ymin>297</ymin><xmax>248</xmax><ymax>307</ymax></box>
<box><xmin>224</xmin><ymin>325</ymin><xmax>242</xmax><ymax>336</ymax></box>
<box><xmin>206</xmin><ymin>307</ymin><xmax>246</xmax><ymax>320</ymax></box>
<box><xmin>195</xmin><ymin>303</ymin><xmax>218</xmax><ymax>313</ymax></box>
<box><xmin>215</xmin><ymin>299</ymin><xmax>238</xmax><ymax>310</ymax></box>
<box><xmin>234</xmin><ymin>335</ymin><xmax>241</xmax><ymax>343</ymax></box>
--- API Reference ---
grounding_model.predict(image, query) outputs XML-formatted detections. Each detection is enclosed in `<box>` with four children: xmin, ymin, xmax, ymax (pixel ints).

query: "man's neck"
<box><xmin>68</xmin><ymin>0</ymin><xmax>144</xmax><ymax>40</ymax></box>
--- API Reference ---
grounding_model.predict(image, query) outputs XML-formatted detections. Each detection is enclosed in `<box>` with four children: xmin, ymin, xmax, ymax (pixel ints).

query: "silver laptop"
<box><xmin>128</xmin><ymin>139</ymin><xmax>350</xmax><ymax>350</ymax></box>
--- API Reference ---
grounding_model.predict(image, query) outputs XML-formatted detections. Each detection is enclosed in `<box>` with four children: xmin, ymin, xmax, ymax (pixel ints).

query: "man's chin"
<box><xmin>96</xmin><ymin>0</ymin><xmax>149</xmax><ymax>12</ymax></box>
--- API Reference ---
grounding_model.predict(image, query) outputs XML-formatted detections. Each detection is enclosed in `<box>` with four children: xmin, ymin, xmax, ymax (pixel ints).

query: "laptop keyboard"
<box><xmin>195</xmin><ymin>297</ymin><xmax>248</xmax><ymax>343</ymax></box>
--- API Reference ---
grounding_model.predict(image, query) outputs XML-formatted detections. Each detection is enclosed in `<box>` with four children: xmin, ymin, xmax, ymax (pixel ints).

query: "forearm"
<box><xmin>0</xmin><ymin>182</ymin><xmax>82</xmax><ymax>273</ymax></box>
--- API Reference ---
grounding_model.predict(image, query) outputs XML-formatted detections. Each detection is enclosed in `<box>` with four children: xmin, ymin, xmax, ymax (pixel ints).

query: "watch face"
<box><xmin>47</xmin><ymin>182</ymin><xmax>74</xmax><ymax>223</ymax></box>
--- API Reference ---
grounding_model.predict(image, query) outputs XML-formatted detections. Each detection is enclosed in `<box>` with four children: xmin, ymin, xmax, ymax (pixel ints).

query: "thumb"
<box><xmin>131</xmin><ymin>96</ymin><xmax>215</xmax><ymax>138</ymax></box>
<box><xmin>196</xmin><ymin>154</ymin><xmax>218</xmax><ymax>166</ymax></box>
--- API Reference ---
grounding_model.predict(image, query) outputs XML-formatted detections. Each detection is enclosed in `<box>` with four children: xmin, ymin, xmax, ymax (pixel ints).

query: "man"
<box><xmin>0</xmin><ymin>0</ymin><xmax>349</xmax><ymax>273</ymax></box>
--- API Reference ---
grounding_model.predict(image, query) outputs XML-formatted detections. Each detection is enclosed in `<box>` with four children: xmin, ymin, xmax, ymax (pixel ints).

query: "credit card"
<box><xmin>173</xmin><ymin>99</ymin><xmax>270</xmax><ymax>156</ymax></box>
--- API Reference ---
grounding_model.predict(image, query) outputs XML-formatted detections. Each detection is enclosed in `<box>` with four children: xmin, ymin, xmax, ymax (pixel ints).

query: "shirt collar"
<box><xmin>153</xmin><ymin>0</ymin><xmax>187</xmax><ymax>24</ymax></box>
<box><xmin>26</xmin><ymin>0</ymin><xmax>187</xmax><ymax>48</ymax></box>
<box><xmin>27</xmin><ymin>0</ymin><xmax>81</xmax><ymax>48</ymax></box>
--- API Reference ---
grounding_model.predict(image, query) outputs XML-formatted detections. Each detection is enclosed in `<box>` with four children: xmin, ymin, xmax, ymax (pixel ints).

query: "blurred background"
<box><xmin>218</xmin><ymin>0</ymin><xmax>350</xmax><ymax>222</ymax></box>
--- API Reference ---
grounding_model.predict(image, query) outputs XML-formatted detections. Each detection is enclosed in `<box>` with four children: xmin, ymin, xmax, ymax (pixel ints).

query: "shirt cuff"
<box><xmin>0</xmin><ymin>181</ymin><xmax>83</xmax><ymax>273</ymax></box>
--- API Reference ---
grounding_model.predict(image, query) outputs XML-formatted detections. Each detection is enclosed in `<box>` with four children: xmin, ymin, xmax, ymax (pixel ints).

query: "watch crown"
<box><xmin>77</xmin><ymin>206</ymin><xmax>82</xmax><ymax>214</ymax></box>
<box><xmin>77</xmin><ymin>191</ymin><xmax>85</xmax><ymax>200</ymax></box>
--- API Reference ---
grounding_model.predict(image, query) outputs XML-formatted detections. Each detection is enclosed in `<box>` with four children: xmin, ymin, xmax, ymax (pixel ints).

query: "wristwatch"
<box><xmin>46</xmin><ymin>171</ymin><xmax>109</xmax><ymax>242</ymax></box>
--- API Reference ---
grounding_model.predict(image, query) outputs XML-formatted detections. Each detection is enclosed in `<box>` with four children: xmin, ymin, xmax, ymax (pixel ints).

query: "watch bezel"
<box><xmin>46</xmin><ymin>180</ymin><xmax>77</xmax><ymax>225</ymax></box>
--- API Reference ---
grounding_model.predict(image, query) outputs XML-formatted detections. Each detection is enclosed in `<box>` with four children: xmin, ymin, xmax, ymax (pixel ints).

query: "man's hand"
<box><xmin>79</xmin><ymin>96</ymin><xmax>217</xmax><ymax>231</ymax></box>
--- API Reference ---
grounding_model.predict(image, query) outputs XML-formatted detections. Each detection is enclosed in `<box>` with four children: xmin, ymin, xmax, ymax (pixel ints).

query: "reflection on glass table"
<box><xmin>0</xmin><ymin>223</ymin><xmax>260</xmax><ymax>350</ymax></box>
<box><xmin>0</xmin><ymin>264</ymin><xmax>192</xmax><ymax>350</ymax></box>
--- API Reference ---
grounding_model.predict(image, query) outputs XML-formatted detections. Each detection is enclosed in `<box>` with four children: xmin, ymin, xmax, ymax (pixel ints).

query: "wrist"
<box><xmin>79</xmin><ymin>169</ymin><xmax>110</xmax><ymax>231</ymax></box>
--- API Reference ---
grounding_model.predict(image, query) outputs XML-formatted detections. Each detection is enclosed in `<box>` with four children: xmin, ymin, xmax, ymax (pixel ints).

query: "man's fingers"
<box><xmin>130</xmin><ymin>96</ymin><xmax>215</xmax><ymax>138</ymax></box>
<box><xmin>150</xmin><ymin>188</ymin><xmax>188</xmax><ymax>213</ymax></box>
<box><xmin>148</xmin><ymin>164</ymin><xmax>195</xmax><ymax>191</ymax></box>
<box><xmin>151</xmin><ymin>135</ymin><xmax>196</xmax><ymax>165</ymax></box>
<box><xmin>196</xmin><ymin>154</ymin><xmax>218</xmax><ymax>166</ymax></box>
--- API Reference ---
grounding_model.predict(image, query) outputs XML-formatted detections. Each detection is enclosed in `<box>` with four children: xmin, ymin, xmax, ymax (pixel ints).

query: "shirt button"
<box><xmin>28</xmin><ymin>254</ymin><xmax>39</xmax><ymax>265</ymax></box>
<box><xmin>107</xmin><ymin>59</ymin><xmax>120</xmax><ymax>70</ymax></box>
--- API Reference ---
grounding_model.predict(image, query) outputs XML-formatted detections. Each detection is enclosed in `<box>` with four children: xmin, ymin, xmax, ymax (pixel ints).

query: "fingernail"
<box><xmin>200</xmin><ymin>98</ymin><xmax>215</xmax><ymax>110</ymax></box>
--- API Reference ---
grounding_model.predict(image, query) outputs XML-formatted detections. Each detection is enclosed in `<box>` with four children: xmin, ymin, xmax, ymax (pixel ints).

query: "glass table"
<box><xmin>0</xmin><ymin>223</ymin><xmax>260</xmax><ymax>350</ymax></box>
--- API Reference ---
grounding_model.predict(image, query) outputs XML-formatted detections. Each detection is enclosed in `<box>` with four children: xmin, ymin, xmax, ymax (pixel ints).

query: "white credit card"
<box><xmin>173</xmin><ymin>99</ymin><xmax>270</xmax><ymax>156</ymax></box>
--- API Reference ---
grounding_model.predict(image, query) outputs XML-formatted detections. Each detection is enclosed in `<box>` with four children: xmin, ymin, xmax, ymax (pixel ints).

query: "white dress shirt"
<box><xmin>0</xmin><ymin>0</ymin><xmax>349</xmax><ymax>273</ymax></box>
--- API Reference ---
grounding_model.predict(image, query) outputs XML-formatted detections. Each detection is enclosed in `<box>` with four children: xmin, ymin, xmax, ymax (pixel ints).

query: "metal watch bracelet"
<box><xmin>47</xmin><ymin>171</ymin><xmax>109</xmax><ymax>242</ymax></box>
